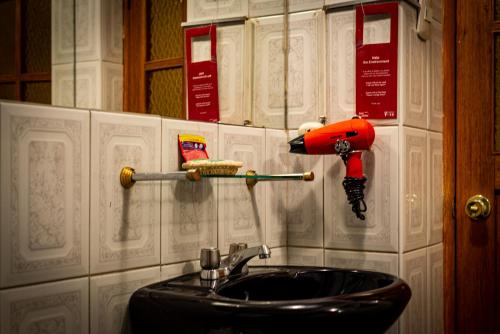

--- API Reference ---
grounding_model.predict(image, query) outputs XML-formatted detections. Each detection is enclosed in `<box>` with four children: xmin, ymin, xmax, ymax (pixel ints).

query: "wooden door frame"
<box><xmin>443</xmin><ymin>0</ymin><xmax>456</xmax><ymax>332</ymax></box>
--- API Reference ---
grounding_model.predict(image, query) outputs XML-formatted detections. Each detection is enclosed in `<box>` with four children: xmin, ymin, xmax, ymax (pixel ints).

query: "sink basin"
<box><xmin>129</xmin><ymin>266</ymin><xmax>411</xmax><ymax>334</ymax></box>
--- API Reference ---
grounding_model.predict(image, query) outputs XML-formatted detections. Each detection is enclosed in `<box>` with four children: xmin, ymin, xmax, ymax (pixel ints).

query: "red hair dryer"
<box><xmin>289</xmin><ymin>117</ymin><xmax>375</xmax><ymax>220</ymax></box>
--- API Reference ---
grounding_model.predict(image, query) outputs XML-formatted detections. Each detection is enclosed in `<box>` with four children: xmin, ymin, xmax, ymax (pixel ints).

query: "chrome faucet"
<box><xmin>200</xmin><ymin>243</ymin><xmax>271</xmax><ymax>281</ymax></box>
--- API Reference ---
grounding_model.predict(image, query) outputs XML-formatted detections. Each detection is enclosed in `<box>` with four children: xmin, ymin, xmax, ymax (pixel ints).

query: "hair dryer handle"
<box><xmin>345</xmin><ymin>151</ymin><xmax>364</xmax><ymax>179</ymax></box>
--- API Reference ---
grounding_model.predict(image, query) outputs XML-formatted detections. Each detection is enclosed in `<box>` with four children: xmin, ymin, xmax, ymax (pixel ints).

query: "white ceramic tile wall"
<box><xmin>428</xmin><ymin>21</ymin><xmax>443</xmax><ymax>132</ymax></box>
<box><xmin>401</xmin><ymin>3</ymin><xmax>428</xmax><ymax>129</ymax></box>
<box><xmin>428</xmin><ymin>132</ymin><xmax>443</xmax><ymax>245</ymax></box>
<box><xmin>161</xmin><ymin>119</ymin><xmax>218</xmax><ymax>264</ymax></box>
<box><xmin>0</xmin><ymin>103</ymin><xmax>90</xmax><ymax>287</ymax></box>
<box><xmin>102</xmin><ymin>63</ymin><xmax>124</xmax><ymax>112</ymax></box>
<box><xmin>90</xmin><ymin>267</ymin><xmax>161</xmax><ymax>334</ymax></box>
<box><xmin>0</xmin><ymin>277</ymin><xmax>89</xmax><ymax>334</ymax></box>
<box><xmin>90</xmin><ymin>111</ymin><xmax>161</xmax><ymax>274</ymax></box>
<box><xmin>252</xmin><ymin>11</ymin><xmax>325</xmax><ymax>129</ymax></box>
<box><xmin>400</xmin><ymin>247</ymin><xmax>427</xmax><ymax>334</ymax></box>
<box><xmin>52</xmin><ymin>0</ymin><xmax>75</xmax><ymax>65</ymax></box>
<box><xmin>427</xmin><ymin>243</ymin><xmax>444</xmax><ymax>334</ymax></box>
<box><xmin>52</xmin><ymin>63</ymin><xmax>76</xmax><ymax>107</ymax></box>
<box><xmin>74</xmin><ymin>0</ymin><xmax>123</xmax><ymax>63</ymax></box>
<box><xmin>324</xmin><ymin>249</ymin><xmax>398</xmax><ymax>276</ymax></box>
<box><xmin>265</xmin><ymin>129</ymin><xmax>289</xmax><ymax>247</ymax></box>
<box><xmin>324</xmin><ymin>126</ymin><xmax>399</xmax><ymax>252</ymax></box>
<box><xmin>217</xmin><ymin>24</ymin><xmax>249</xmax><ymax>125</ymax></box>
<box><xmin>326</xmin><ymin>10</ymin><xmax>356</xmax><ymax>122</ymax></box>
<box><xmin>75</xmin><ymin>61</ymin><xmax>102</xmax><ymax>109</ymax></box>
<box><xmin>288</xmin><ymin>247</ymin><xmax>324</xmax><ymax>266</ymax></box>
<box><xmin>218</xmin><ymin>125</ymin><xmax>266</xmax><ymax>252</ymax></box>
<box><xmin>161</xmin><ymin>261</ymin><xmax>200</xmax><ymax>281</ymax></box>
<box><xmin>287</xmin><ymin>131</ymin><xmax>323</xmax><ymax>247</ymax></box>
<box><xmin>431</xmin><ymin>0</ymin><xmax>442</xmax><ymax>23</ymax></box>
<box><xmin>401</xmin><ymin>127</ymin><xmax>428</xmax><ymax>252</ymax></box>
<box><xmin>248</xmin><ymin>0</ymin><xmax>324</xmax><ymax>17</ymax></box>
<box><xmin>187</xmin><ymin>0</ymin><xmax>249</xmax><ymax>22</ymax></box>
<box><xmin>266</xmin><ymin>247</ymin><xmax>288</xmax><ymax>265</ymax></box>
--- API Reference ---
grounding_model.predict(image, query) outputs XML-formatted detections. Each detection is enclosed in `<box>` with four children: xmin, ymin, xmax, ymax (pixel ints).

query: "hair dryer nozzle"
<box><xmin>289</xmin><ymin>135</ymin><xmax>307</xmax><ymax>154</ymax></box>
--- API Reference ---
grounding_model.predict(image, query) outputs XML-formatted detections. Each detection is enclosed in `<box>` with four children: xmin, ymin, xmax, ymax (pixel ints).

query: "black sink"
<box><xmin>129</xmin><ymin>266</ymin><xmax>411</xmax><ymax>334</ymax></box>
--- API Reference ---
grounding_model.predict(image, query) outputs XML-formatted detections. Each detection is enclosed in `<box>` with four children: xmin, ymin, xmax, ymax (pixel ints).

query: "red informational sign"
<box><xmin>355</xmin><ymin>3</ymin><xmax>398</xmax><ymax>119</ymax></box>
<box><xmin>185</xmin><ymin>25</ymin><xmax>219</xmax><ymax>122</ymax></box>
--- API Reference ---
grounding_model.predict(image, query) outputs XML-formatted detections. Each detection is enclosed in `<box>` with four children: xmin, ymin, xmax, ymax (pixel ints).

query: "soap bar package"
<box><xmin>178</xmin><ymin>134</ymin><xmax>210</xmax><ymax>162</ymax></box>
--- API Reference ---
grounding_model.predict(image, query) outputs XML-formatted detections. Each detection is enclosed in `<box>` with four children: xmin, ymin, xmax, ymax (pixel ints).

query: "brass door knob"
<box><xmin>465</xmin><ymin>194</ymin><xmax>491</xmax><ymax>220</ymax></box>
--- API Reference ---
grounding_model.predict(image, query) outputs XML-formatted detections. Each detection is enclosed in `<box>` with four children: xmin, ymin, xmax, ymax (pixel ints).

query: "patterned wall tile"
<box><xmin>248</xmin><ymin>0</ymin><xmax>324</xmax><ymax>17</ymax></box>
<box><xmin>52</xmin><ymin>63</ymin><xmax>76</xmax><ymax>107</ymax></box>
<box><xmin>75</xmin><ymin>61</ymin><xmax>102</xmax><ymax>110</ymax></box>
<box><xmin>264</xmin><ymin>129</ymin><xmax>289</xmax><ymax>247</ymax></box>
<box><xmin>90</xmin><ymin>111</ymin><xmax>161</xmax><ymax>274</ymax></box>
<box><xmin>0</xmin><ymin>277</ymin><xmax>89</xmax><ymax>334</ymax></box>
<box><xmin>428</xmin><ymin>22</ymin><xmax>443</xmax><ymax>132</ymax></box>
<box><xmin>187</xmin><ymin>0</ymin><xmax>248</xmax><ymax>22</ymax></box>
<box><xmin>51</xmin><ymin>0</ymin><xmax>75</xmax><ymax>64</ymax></box>
<box><xmin>427</xmin><ymin>132</ymin><xmax>443</xmax><ymax>245</ymax></box>
<box><xmin>400</xmin><ymin>248</ymin><xmax>427</xmax><ymax>334</ymax></box>
<box><xmin>101</xmin><ymin>0</ymin><xmax>123</xmax><ymax>63</ymax></box>
<box><xmin>431</xmin><ymin>0</ymin><xmax>442</xmax><ymax>23</ymax></box>
<box><xmin>266</xmin><ymin>247</ymin><xmax>288</xmax><ymax>266</ymax></box>
<box><xmin>326</xmin><ymin>9</ymin><xmax>394</xmax><ymax>124</ymax></box>
<box><xmin>324</xmin><ymin>249</ymin><xmax>398</xmax><ymax>276</ymax></box>
<box><xmin>252</xmin><ymin>11</ymin><xmax>325</xmax><ymax>129</ymax></box>
<box><xmin>427</xmin><ymin>243</ymin><xmax>443</xmax><ymax>334</ymax></box>
<box><xmin>161</xmin><ymin>261</ymin><xmax>200</xmax><ymax>281</ymax></box>
<box><xmin>218</xmin><ymin>125</ymin><xmax>265</xmax><ymax>253</ymax></box>
<box><xmin>218</xmin><ymin>24</ymin><xmax>249</xmax><ymax>125</ymax></box>
<box><xmin>401</xmin><ymin>3</ymin><xmax>428</xmax><ymax>129</ymax></box>
<box><xmin>0</xmin><ymin>103</ymin><xmax>89</xmax><ymax>287</ymax></box>
<box><xmin>287</xmin><ymin>247</ymin><xmax>324</xmax><ymax>266</ymax></box>
<box><xmin>326</xmin><ymin>9</ymin><xmax>355</xmax><ymax>123</ymax></box>
<box><xmin>161</xmin><ymin>119</ymin><xmax>218</xmax><ymax>264</ymax></box>
<box><xmin>287</xmin><ymin>131</ymin><xmax>323</xmax><ymax>247</ymax></box>
<box><xmin>401</xmin><ymin>127</ymin><xmax>427</xmax><ymax>252</ymax></box>
<box><xmin>75</xmin><ymin>0</ymin><xmax>100</xmax><ymax>62</ymax></box>
<box><xmin>90</xmin><ymin>267</ymin><xmax>161</xmax><ymax>334</ymax></box>
<box><xmin>102</xmin><ymin>62</ymin><xmax>123</xmax><ymax>112</ymax></box>
<box><xmin>324</xmin><ymin>126</ymin><xmax>399</xmax><ymax>252</ymax></box>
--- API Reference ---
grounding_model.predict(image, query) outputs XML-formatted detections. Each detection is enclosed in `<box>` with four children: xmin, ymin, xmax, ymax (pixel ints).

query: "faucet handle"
<box><xmin>229</xmin><ymin>243</ymin><xmax>247</xmax><ymax>255</ymax></box>
<box><xmin>200</xmin><ymin>247</ymin><xmax>221</xmax><ymax>270</ymax></box>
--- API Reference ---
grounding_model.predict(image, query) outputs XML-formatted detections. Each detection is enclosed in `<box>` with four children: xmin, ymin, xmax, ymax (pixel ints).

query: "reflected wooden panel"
<box><xmin>22</xmin><ymin>0</ymin><xmax>51</xmax><ymax>73</ymax></box>
<box><xmin>147</xmin><ymin>68</ymin><xmax>183</xmax><ymax>118</ymax></box>
<box><xmin>0</xmin><ymin>0</ymin><xmax>16</xmax><ymax>75</ymax></box>
<box><xmin>22</xmin><ymin>81</ymin><xmax>51</xmax><ymax>104</ymax></box>
<box><xmin>148</xmin><ymin>0</ymin><xmax>183</xmax><ymax>61</ymax></box>
<box><xmin>495</xmin><ymin>34</ymin><xmax>500</xmax><ymax>152</ymax></box>
<box><xmin>0</xmin><ymin>83</ymin><xmax>16</xmax><ymax>100</ymax></box>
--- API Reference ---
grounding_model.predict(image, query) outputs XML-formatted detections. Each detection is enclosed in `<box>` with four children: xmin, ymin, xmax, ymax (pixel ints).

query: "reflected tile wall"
<box><xmin>248</xmin><ymin>0</ymin><xmax>324</xmax><ymax>17</ymax></box>
<box><xmin>90</xmin><ymin>267</ymin><xmax>161</xmax><ymax>334</ymax></box>
<box><xmin>265</xmin><ymin>129</ymin><xmax>289</xmax><ymax>247</ymax></box>
<box><xmin>161</xmin><ymin>119</ymin><xmax>218</xmax><ymax>264</ymax></box>
<box><xmin>218</xmin><ymin>24</ymin><xmax>249</xmax><ymax>125</ymax></box>
<box><xmin>90</xmin><ymin>111</ymin><xmax>161</xmax><ymax>274</ymax></box>
<box><xmin>252</xmin><ymin>11</ymin><xmax>325</xmax><ymax>129</ymax></box>
<box><xmin>0</xmin><ymin>277</ymin><xmax>89</xmax><ymax>334</ymax></box>
<box><xmin>324</xmin><ymin>126</ymin><xmax>399</xmax><ymax>252</ymax></box>
<box><xmin>428</xmin><ymin>21</ymin><xmax>443</xmax><ymax>132</ymax></box>
<box><xmin>187</xmin><ymin>0</ymin><xmax>248</xmax><ymax>22</ymax></box>
<box><xmin>287</xmin><ymin>131</ymin><xmax>323</xmax><ymax>248</ymax></box>
<box><xmin>0</xmin><ymin>103</ymin><xmax>89</xmax><ymax>287</ymax></box>
<box><xmin>218</xmin><ymin>125</ymin><xmax>266</xmax><ymax>252</ymax></box>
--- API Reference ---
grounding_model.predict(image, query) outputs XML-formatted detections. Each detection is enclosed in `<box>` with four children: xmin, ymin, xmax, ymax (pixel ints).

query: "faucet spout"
<box><xmin>225</xmin><ymin>244</ymin><xmax>271</xmax><ymax>277</ymax></box>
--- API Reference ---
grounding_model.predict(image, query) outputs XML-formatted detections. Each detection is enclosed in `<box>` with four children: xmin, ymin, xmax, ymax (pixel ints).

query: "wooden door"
<box><xmin>445</xmin><ymin>0</ymin><xmax>500</xmax><ymax>332</ymax></box>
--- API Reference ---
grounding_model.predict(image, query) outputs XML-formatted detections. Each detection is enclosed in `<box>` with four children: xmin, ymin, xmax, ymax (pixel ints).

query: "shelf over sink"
<box><xmin>128</xmin><ymin>266</ymin><xmax>411</xmax><ymax>334</ymax></box>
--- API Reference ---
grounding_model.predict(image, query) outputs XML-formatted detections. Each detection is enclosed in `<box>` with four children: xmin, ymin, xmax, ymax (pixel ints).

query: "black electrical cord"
<box><xmin>342</xmin><ymin>176</ymin><xmax>367</xmax><ymax>220</ymax></box>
